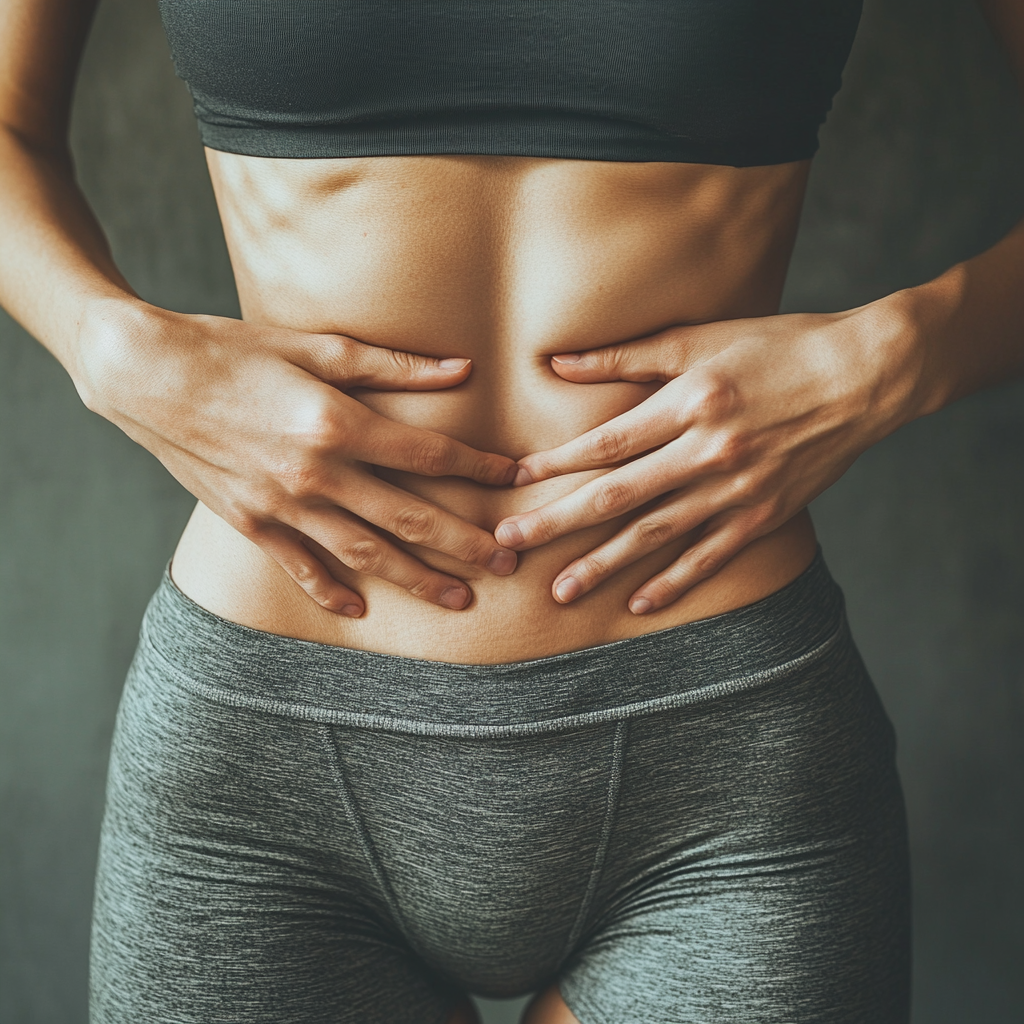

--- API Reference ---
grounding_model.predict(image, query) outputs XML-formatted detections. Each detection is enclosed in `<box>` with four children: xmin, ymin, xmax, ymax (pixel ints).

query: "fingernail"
<box><xmin>552</xmin><ymin>353</ymin><xmax>581</xmax><ymax>364</ymax></box>
<box><xmin>487</xmin><ymin>549</ymin><xmax>518</xmax><ymax>575</ymax></box>
<box><xmin>440</xmin><ymin>586</ymin><xmax>470</xmax><ymax>610</ymax></box>
<box><xmin>630</xmin><ymin>597</ymin><xmax>653</xmax><ymax>615</ymax></box>
<box><xmin>495</xmin><ymin>522</ymin><xmax>525</xmax><ymax>548</ymax></box>
<box><xmin>340</xmin><ymin>604</ymin><xmax>363</xmax><ymax>618</ymax></box>
<box><xmin>554</xmin><ymin>577</ymin><xmax>581</xmax><ymax>603</ymax></box>
<box><xmin>513</xmin><ymin>466</ymin><xmax>534</xmax><ymax>487</ymax></box>
<box><xmin>438</xmin><ymin>358</ymin><xmax>471</xmax><ymax>370</ymax></box>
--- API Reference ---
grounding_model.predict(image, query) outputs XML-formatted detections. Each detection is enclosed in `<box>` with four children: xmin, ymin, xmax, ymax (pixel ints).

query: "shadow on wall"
<box><xmin>0</xmin><ymin>0</ymin><xmax>1022</xmax><ymax>1023</ymax></box>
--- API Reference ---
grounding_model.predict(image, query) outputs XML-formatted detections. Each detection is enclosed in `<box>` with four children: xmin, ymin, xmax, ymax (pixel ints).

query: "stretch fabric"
<box><xmin>157</xmin><ymin>0</ymin><xmax>863</xmax><ymax>165</ymax></box>
<box><xmin>90</xmin><ymin>551</ymin><xmax>910</xmax><ymax>1023</ymax></box>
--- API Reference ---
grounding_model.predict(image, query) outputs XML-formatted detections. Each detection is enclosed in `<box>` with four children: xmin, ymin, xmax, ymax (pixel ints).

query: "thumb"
<box><xmin>300</xmin><ymin>333</ymin><xmax>473</xmax><ymax>391</ymax></box>
<box><xmin>550</xmin><ymin>328</ymin><xmax>693</xmax><ymax>384</ymax></box>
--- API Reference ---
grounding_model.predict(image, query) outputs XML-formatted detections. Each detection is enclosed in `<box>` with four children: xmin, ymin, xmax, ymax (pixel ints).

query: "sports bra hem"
<box><xmin>195</xmin><ymin>118</ymin><xmax>819</xmax><ymax>167</ymax></box>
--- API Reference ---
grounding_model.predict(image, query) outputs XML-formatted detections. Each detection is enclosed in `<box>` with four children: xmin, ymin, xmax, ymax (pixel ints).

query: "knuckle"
<box><xmin>226</xmin><ymin>508</ymin><xmax>264</xmax><ymax>539</ymax></box>
<box><xmin>582</xmin><ymin>429</ymin><xmax>628</xmax><ymax>465</ymax></box>
<box><xmin>441</xmin><ymin>527</ymin><xmax>488</xmax><ymax>565</ymax></box>
<box><xmin>686</xmin><ymin>371</ymin><xmax>738</xmax><ymax>421</ymax></box>
<box><xmin>392</xmin><ymin>504</ymin><xmax>441</xmax><ymax>546</ymax></box>
<box><xmin>409</xmin><ymin>434</ymin><xmax>458</xmax><ymax>476</ymax></box>
<box><xmin>576</xmin><ymin>552</ymin><xmax>611</xmax><ymax>583</ymax></box>
<box><xmin>275</xmin><ymin>456</ymin><xmax>326</xmax><ymax>500</ymax></box>
<box><xmin>319</xmin><ymin>335</ymin><xmax>359</xmax><ymax>379</ymax></box>
<box><xmin>589</xmin><ymin>347</ymin><xmax>619</xmax><ymax>375</ymax></box>
<box><xmin>334</xmin><ymin>333</ymin><xmax>360</xmax><ymax>363</ymax></box>
<box><xmin>743</xmin><ymin>501</ymin><xmax>778</xmax><ymax>533</ymax></box>
<box><xmin>721</xmin><ymin>468</ymin><xmax>756</xmax><ymax>502</ymax></box>
<box><xmin>239</xmin><ymin>512</ymin><xmax>269</xmax><ymax>539</ymax></box>
<box><xmin>340</xmin><ymin>538</ymin><xmax>387</xmax><ymax>576</ymax></box>
<box><xmin>634</xmin><ymin>514</ymin><xmax>678</xmax><ymax>549</ymax></box>
<box><xmin>593</xmin><ymin>478</ymin><xmax>638</xmax><ymax>517</ymax></box>
<box><xmin>693</xmin><ymin>548</ymin><xmax>725</xmax><ymax>578</ymax></box>
<box><xmin>702</xmin><ymin>430</ymin><xmax>745</xmax><ymax>470</ymax></box>
<box><xmin>368</xmin><ymin>345</ymin><xmax>415</xmax><ymax>382</ymax></box>
<box><xmin>465</xmin><ymin>535</ymin><xmax>498</xmax><ymax>565</ymax></box>
<box><xmin>313</xmin><ymin>591</ymin><xmax>343</xmax><ymax>611</ymax></box>
<box><xmin>723</xmin><ymin>471</ymin><xmax>776</xmax><ymax>516</ymax></box>
<box><xmin>300</xmin><ymin>575</ymin><xmax>350</xmax><ymax>611</ymax></box>
<box><xmin>518</xmin><ymin>454</ymin><xmax>549</xmax><ymax>481</ymax></box>
<box><xmin>405</xmin><ymin>575</ymin><xmax>437</xmax><ymax>600</ymax></box>
<box><xmin>289</xmin><ymin>558</ymin><xmax>322</xmax><ymax>588</ymax></box>
<box><xmin>387</xmin><ymin>348</ymin><xmax>418</xmax><ymax>375</ymax></box>
<box><xmin>293</xmin><ymin>393</ymin><xmax>348</xmax><ymax>453</ymax></box>
<box><xmin>530</xmin><ymin>510</ymin><xmax>559</xmax><ymax>541</ymax></box>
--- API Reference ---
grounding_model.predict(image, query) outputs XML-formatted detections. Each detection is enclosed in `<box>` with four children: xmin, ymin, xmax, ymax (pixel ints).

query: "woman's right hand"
<box><xmin>77</xmin><ymin>300</ymin><xmax>520</xmax><ymax>617</ymax></box>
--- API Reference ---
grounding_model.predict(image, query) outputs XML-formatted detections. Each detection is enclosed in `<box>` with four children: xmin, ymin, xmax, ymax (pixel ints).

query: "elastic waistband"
<box><xmin>139</xmin><ymin>550</ymin><xmax>846</xmax><ymax>737</ymax></box>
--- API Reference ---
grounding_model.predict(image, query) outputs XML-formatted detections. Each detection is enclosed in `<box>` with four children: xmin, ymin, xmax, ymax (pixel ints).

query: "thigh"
<box><xmin>559</xmin><ymin>840</ymin><xmax>908</xmax><ymax>1023</ymax></box>
<box><xmin>89</xmin><ymin>644</ymin><xmax>459</xmax><ymax>1024</ymax></box>
<box><xmin>559</xmin><ymin>632</ymin><xmax>911</xmax><ymax>1023</ymax></box>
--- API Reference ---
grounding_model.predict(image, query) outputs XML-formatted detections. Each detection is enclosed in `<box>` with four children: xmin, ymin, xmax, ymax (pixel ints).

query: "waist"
<box><xmin>171</xmin><ymin>357</ymin><xmax>818</xmax><ymax>660</ymax></box>
<box><xmin>148</xmin><ymin>547</ymin><xmax>844</xmax><ymax>734</ymax></box>
<box><xmin>173</xmin><ymin>151</ymin><xmax>818</xmax><ymax>659</ymax></box>
<box><xmin>171</xmin><ymin>498</ymin><xmax>817</xmax><ymax>662</ymax></box>
<box><xmin>170</xmin><ymin>318</ymin><xmax>819</xmax><ymax>659</ymax></box>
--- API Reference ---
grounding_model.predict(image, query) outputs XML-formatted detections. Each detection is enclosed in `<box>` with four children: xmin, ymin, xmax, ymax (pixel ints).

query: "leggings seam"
<box><xmin>143</xmin><ymin>622</ymin><xmax>846</xmax><ymax>737</ymax></box>
<box><xmin>319</xmin><ymin>724</ymin><xmax>411</xmax><ymax>942</ymax></box>
<box><xmin>562</xmin><ymin>719</ymin><xmax>627</xmax><ymax>961</ymax></box>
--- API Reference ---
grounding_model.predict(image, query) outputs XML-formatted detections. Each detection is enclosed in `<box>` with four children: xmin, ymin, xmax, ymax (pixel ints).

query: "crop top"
<box><xmin>158</xmin><ymin>0</ymin><xmax>862</xmax><ymax>167</ymax></box>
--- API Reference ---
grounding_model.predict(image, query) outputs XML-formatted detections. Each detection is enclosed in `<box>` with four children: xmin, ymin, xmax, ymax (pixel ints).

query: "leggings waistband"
<box><xmin>139</xmin><ymin>549</ymin><xmax>845</xmax><ymax>737</ymax></box>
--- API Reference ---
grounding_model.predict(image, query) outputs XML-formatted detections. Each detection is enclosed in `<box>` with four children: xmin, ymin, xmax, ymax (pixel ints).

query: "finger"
<box><xmin>341</xmin><ymin>475</ymin><xmax>518</xmax><ymax>575</ymax></box>
<box><xmin>549</xmin><ymin>493</ymin><xmax>711</xmax><ymax>604</ymax></box>
<box><xmin>300</xmin><ymin>334</ymin><xmax>474</xmax><ymax>392</ymax></box>
<box><xmin>627</xmin><ymin>521</ymin><xmax>750</xmax><ymax>614</ymax></box>
<box><xmin>497</xmin><ymin>445</ymin><xmax>696</xmax><ymax>550</ymax></box>
<box><xmin>348</xmin><ymin>406</ymin><xmax>517</xmax><ymax>486</ymax></box>
<box><xmin>300</xmin><ymin>507</ymin><xmax>475</xmax><ymax>610</ymax></box>
<box><xmin>549</xmin><ymin>329</ymin><xmax>693</xmax><ymax>384</ymax></box>
<box><xmin>513</xmin><ymin>387</ymin><xmax>684</xmax><ymax>485</ymax></box>
<box><xmin>252</xmin><ymin>522</ymin><xmax>366</xmax><ymax>616</ymax></box>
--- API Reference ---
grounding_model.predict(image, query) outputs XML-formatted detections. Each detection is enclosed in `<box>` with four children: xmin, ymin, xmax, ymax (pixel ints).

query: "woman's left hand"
<box><xmin>494</xmin><ymin>305</ymin><xmax>922</xmax><ymax>613</ymax></box>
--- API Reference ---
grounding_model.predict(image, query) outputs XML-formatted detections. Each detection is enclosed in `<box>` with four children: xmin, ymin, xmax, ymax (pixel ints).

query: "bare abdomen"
<box><xmin>169</xmin><ymin>153</ymin><xmax>818</xmax><ymax>662</ymax></box>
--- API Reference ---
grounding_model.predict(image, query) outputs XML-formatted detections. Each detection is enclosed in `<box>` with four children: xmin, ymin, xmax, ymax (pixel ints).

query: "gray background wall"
<box><xmin>1</xmin><ymin>0</ymin><xmax>1022</xmax><ymax>1021</ymax></box>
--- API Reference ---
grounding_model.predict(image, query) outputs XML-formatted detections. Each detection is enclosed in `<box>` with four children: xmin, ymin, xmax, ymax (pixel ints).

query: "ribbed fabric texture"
<box><xmin>90</xmin><ymin>553</ymin><xmax>910</xmax><ymax>1022</ymax></box>
<box><xmin>157</xmin><ymin>0</ymin><xmax>863</xmax><ymax>165</ymax></box>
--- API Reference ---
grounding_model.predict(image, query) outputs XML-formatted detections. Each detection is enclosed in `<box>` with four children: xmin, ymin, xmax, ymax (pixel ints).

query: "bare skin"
<box><xmin>170</xmin><ymin>152</ymin><xmax>819</xmax><ymax>661</ymax></box>
<box><xmin>446</xmin><ymin>985</ymin><xmax>577</xmax><ymax>1024</ymax></box>
<box><xmin>3</xmin><ymin>0</ymin><xmax>1024</xmax><ymax>1018</ymax></box>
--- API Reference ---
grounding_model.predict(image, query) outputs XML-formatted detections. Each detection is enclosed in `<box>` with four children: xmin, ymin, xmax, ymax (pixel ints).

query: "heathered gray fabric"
<box><xmin>90</xmin><ymin>551</ymin><xmax>910</xmax><ymax>1023</ymax></box>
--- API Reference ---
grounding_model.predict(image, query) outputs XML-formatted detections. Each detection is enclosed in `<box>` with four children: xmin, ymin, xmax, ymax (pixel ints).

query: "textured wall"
<box><xmin>1</xmin><ymin>0</ymin><xmax>1022</xmax><ymax>1022</ymax></box>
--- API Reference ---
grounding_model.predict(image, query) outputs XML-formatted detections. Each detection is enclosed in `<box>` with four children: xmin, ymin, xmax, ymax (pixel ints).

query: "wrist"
<box><xmin>74</xmin><ymin>295</ymin><xmax>171</xmax><ymax>418</ymax></box>
<box><xmin>844</xmin><ymin>277</ymin><xmax>962</xmax><ymax>436</ymax></box>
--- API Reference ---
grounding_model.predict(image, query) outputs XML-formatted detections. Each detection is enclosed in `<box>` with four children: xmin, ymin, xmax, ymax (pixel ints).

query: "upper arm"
<box><xmin>0</xmin><ymin>0</ymin><xmax>99</xmax><ymax>149</ymax></box>
<box><xmin>978</xmin><ymin>0</ymin><xmax>1024</xmax><ymax>91</ymax></box>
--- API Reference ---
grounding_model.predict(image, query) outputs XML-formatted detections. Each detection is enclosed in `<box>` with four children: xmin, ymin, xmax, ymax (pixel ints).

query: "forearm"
<box><xmin>859</xmin><ymin>217</ymin><xmax>1024</xmax><ymax>431</ymax></box>
<box><xmin>0</xmin><ymin>123</ymin><xmax>144</xmax><ymax>393</ymax></box>
<box><xmin>882</xmin><ymin>0</ymin><xmax>1024</xmax><ymax>419</ymax></box>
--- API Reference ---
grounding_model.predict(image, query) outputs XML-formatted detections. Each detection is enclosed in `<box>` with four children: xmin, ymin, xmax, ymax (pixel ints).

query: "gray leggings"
<box><xmin>90</xmin><ymin>551</ymin><xmax>910</xmax><ymax>1023</ymax></box>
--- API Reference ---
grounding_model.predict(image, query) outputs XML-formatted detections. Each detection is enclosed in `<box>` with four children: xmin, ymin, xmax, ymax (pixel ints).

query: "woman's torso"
<box><xmin>170</xmin><ymin>153</ymin><xmax>819</xmax><ymax>663</ymax></box>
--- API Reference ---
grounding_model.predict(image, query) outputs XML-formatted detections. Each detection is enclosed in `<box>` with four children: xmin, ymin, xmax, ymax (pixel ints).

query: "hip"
<box><xmin>94</xmin><ymin>548</ymin><xmax>909</xmax><ymax>1018</ymax></box>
